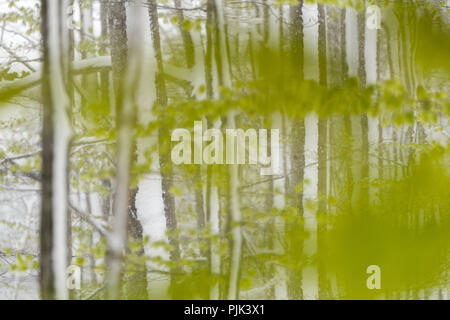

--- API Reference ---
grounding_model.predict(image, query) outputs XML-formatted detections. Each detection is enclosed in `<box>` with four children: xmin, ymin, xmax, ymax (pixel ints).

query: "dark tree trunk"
<box><xmin>40</xmin><ymin>0</ymin><xmax>72</xmax><ymax>300</ymax></box>
<box><xmin>105</xmin><ymin>0</ymin><xmax>129</xmax><ymax>299</ymax></box>
<box><xmin>40</xmin><ymin>0</ymin><xmax>54</xmax><ymax>300</ymax></box>
<box><xmin>174</xmin><ymin>0</ymin><xmax>206</xmax><ymax>244</ymax></box>
<box><xmin>147</xmin><ymin>0</ymin><xmax>181</xmax><ymax>289</ymax></box>
<box><xmin>108</xmin><ymin>0</ymin><xmax>128</xmax><ymax>126</ymax></box>
<box><xmin>126</xmin><ymin>186</ymin><xmax>149</xmax><ymax>299</ymax></box>
<box><xmin>107</xmin><ymin>0</ymin><xmax>148</xmax><ymax>299</ymax></box>
<box><xmin>174</xmin><ymin>0</ymin><xmax>195</xmax><ymax>69</ymax></box>
<box><xmin>288</xmin><ymin>0</ymin><xmax>305</xmax><ymax>300</ymax></box>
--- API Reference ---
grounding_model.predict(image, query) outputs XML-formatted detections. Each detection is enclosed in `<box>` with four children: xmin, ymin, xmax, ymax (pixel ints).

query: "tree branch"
<box><xmin>0</xmin><ymin>56</ymin><xmax>194</xmax><ymax>101</ymax></box>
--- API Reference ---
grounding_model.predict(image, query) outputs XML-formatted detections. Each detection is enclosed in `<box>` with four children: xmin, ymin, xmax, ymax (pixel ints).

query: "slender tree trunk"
<box><xmin>204</xmin><ymin>0</ymin><xmax>221</xmax><ymax>299</ymax></box>
<box><xmin>377</xmin><ymin>26</ymin><xmax>384</xmax><ymax>185</ymax></box>
<box><xmin>205</xmin><ymin>0</ymin><xmax>240</xmax><ymax>299</ymax></box>
<box><xmin>148</xmin><ymin>0</ymin><xmax>181</xmax><ymax>291</ymax></box>
<box><xmin>40</xmin><ymin>0</ymin><xmax>72</xmax><ymax>300</ymax></box>
<box><xmin>341</xmin><ymin>7</ymin><xmax>353</xmax><ymax>209</ymax></box>
<box><xmin>174</xmin><ymin>0</ymin><xmax>206</xmax><ymax>251</ymax></box>
<box><xmin>80</xmin><ymin>0</ymin><xmax>97</xmax><ymax>103</ymax></box>
<box><xmin>99</xmin><ymin>0</ymin><xmax>112</xmax><ymax>241</ymax></box>
<box><xmin>263</xmin><ymin>0</ymin><xmax>270</xmax><ymax>44</ymax></box>
<box><xmin>226</xmin><ymin>113</ymin><xmax>242</xmax><ymax>300</ymax></box>
<box><xmin>288</xmin><ymin>0</ymin><xmax>305</xmax><ymax>300</ymax></box>
<box><xmin>393</xmin><ymin>128</ymin><xmax>399</xmax><ymax>180</ymax></box>
<box><xmin>99</xmin><ymin>0</ymin><xmax>110</xmax><ymax>107</ymax></box>
<box><xmin>106</xmin><ymin>0</ymin><xmax>130</xmax><ymax>299</ymax></box>
<box><xmin>205</xmin><ymin>0</ymin><xmax>215</xmax><ymax>100</ymax></box>
<box><xmin>174</xmin><ymin>0</ymin><xmax>195</xmax><ymax>69</ymax></box>
<box><xmin>208</xmin><ymin>0</ymin><xmax>241</xmax><ymax>300</ymax></box>
<box><xmin>108</xmin><ymin>0</ymin><xmax>127</xmax><ymax>124</ymax></box>
<box><xmin>208</xmin><ymin>170</ymin><xmax>221</xmax><ymax>299</ymax></box>
<box><xmin>272</xmin><ymin>6</ymin><xmax>288</xmax><ymax>300</ymax></box>
<box><xmin>317</xmin><ymin>2</ymin><xmax>328</xmax><ymax>300</ymax></box>
<box><xmin>358</xmin><ymin>2</ymin><xmax>369</xmax><ymax>206</ymax></box>
<box><xmin>106</xmin><ymin>0</ymin><xmax>146</xmax><ymax>299</ymax></box>
<box><xmin>85</xmin><ymin>194</ymin><xmax>96</xmax><ymax>285</ymax></box>
<box><xmin>208</xmin><ymin>0</ymin><xmax>242</xmax><ymax>300</ymax></box>
<box><xmin>126</xmin><ymin>186</ymin><xmax>149</xmax><ymax>299</ymax></box>
<box><xmin>273</xmin><ymin>113</ymin><xmax>288</xmax><ymax>300</ymax></box>
<box><xmin>67</xmin><ymin>0</ymin><xmax>76</xmax><ymax>299</ymax></box>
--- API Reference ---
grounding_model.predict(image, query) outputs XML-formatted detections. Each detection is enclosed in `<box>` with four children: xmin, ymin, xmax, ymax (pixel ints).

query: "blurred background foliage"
<box><xmin>0</xmin><ymin>0</ymin><xmax>448</xmax><ymax>299</ymax></box>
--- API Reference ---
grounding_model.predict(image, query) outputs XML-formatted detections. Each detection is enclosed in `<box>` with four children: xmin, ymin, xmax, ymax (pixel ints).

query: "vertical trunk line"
<box><xmin>288</xmin><ymin>0</ymin><xmax>305</xmax><ymax>300</ymax></box>
<box><xmin>317</xmin><ymin>2</ymin><xmax>328</xmax><ymax>300</ymax></box>
<box><xmin>147</xmin><ymin>0</ymin><xmax>181</xmax><ymax>290</ymax></box>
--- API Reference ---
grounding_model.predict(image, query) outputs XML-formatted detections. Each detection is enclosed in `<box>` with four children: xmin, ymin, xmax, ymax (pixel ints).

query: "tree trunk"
<box><xmin>226</xmin><ymin>112</ymin><xmax>242</xmax><ymax>300</ymax></box>
<box><xmin>40</xmin><ymin>0</ymin><xmax>73</xmax><ymax>300</ymax></box>
<box><xmin>147</xmin><ymin>0</ymin><xmax>181</xmax><ymax>292</ymax></box>
<box><xmin>106</xmin><ymin>0</ymin><xmax>146</xmax><ymax>299</ymax></box>
<box><xmin>174</xmin><ymin>0</ymin><xmax>206</xmax><ymax>251</ymax></box>
<box><xmin>79</xmin><ymin>0</ymin><xmax>97</xmax><ymax>103</ymax></box>
<box><xmin>358</xmin><ymin>2</ymin><xmax>369</xmax><ymax>206</ymax></box>
<box><xmin>174</xmin><ymin>0</ymin><xmax>195</xmax><ymax>69</ymax></box>
<box><xmin>341</xmin><ymin>7</ymin><xmax>353</xmax><ymax>209</ymax></box>
<box><xmin>108</xmin><ymin>0</ymin><xmax>128</xmax><ymax>124</ymax></box>
<box><xmin>106</xmin><ymin>0</ymin><xmax>131</xmax><ymax>299</ymax></box>
<box><xmin>288</xmin><ymin>0</ymin><xmax>305</xmax><ymax>300</ymax></box>
<box><xmin>208</xmin><ymin>0</ymin><xmax>241</xmax><ymax>300</ymax></box>
<box><xmin>126</xmin><ymin>185</ymin><xmax>149</xmax><ymax>299</ymax></box>
<box><xmin>273</xmin><ymin>113</ymin><xmax>288</xmax><ymax>300</ymax></box>
<box><xmin>317</xmin><ymin>2</ymin><xmax>328</xmax><ymax>300</ymax></box>
<box><xmin>99</xmin><ymin>0</ymin><xmax>110</xmax><ymax>107</ymax></box>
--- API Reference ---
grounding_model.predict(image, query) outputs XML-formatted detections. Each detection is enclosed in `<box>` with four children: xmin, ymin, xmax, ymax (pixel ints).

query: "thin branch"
<box><xmin>0</xmin><ymin>42</ymin><xmax>36</xmax><ymax>72</ymax></box>
<box><xmin>69</xmin><ymin>202</ymin><xmax>108</xmax><ymax>236</ymax></box>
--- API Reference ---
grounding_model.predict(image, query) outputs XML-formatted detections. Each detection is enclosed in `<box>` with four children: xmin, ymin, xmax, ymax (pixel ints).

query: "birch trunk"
<box><xmin>302</xmin><ymin>2</ymin><xmax>319</xmax><ymax>300</ymax></box>
<box><xmin>106</xmin><ymin>1</ymin><xmax>144</xmax><ymax>299</ymax></box>
<box><xmin>273</xmin><ymin>113</ymin><xmax>288</xmax><ymax>300</ymax></box>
